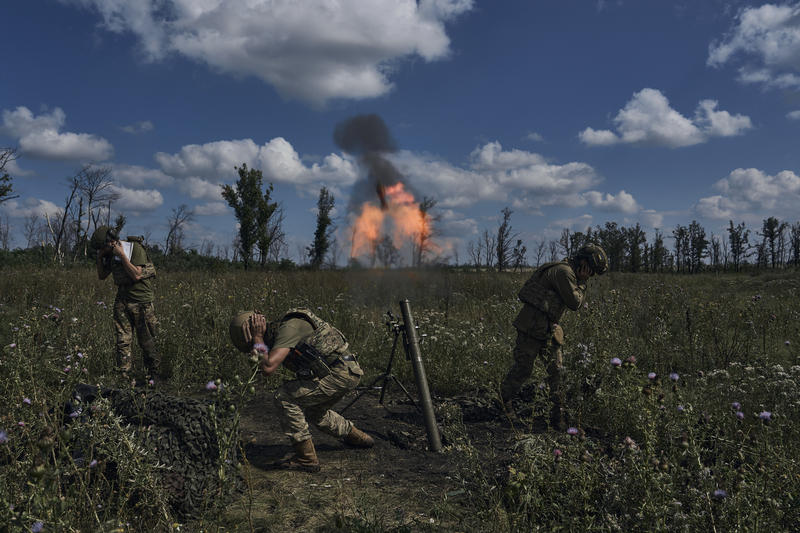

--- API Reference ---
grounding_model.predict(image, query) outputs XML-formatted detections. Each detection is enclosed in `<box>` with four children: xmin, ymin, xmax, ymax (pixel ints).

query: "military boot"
<box><xmin>344</xmin><ymin>426</ymin><xmax>375</xmax><ymax>448</ymax></box>
<box><xmin>279</xmin><ymin>439</ymin><xmax>321</xmax><ymax>472</ymax></box>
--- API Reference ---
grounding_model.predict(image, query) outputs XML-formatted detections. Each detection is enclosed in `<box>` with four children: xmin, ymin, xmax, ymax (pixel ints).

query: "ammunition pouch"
<box><xmin>285</xmin><ymin>341</ymin><xmax>335</xmax><ymax>380</ymax></box>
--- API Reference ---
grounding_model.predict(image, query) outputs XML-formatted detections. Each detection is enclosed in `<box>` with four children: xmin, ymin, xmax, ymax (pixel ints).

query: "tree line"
<box><xmin>3</xmin><ymin>149</ymin><xmax>799</xmax><ymax>273</ymax></box>
<box><xmin>468</xmin><ymin>207</ymin><xmax>800</xmax><ymax>273</ymax></box>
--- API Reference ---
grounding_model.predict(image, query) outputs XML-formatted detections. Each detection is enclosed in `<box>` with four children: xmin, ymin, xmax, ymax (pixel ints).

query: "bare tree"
<box><xmin>467</xmin><ymin>237</ymin><xmax>483</xmax><ymax>271</ymax></box>
<box><xmin>412</xmin><ymin>197</ymin><xmax>438</xmax><ymax>267</ymax></box>
<box><xmin>376</xmin><ymin>234</ymin><xmax>400</xmax><ymax>267</ymax></box>
<box><xmin>23</xmin><ymin>214</ymin><xmax>41</xmax><ymax>248</ymax></box>
<box><xmin>165</xmin><ymin>204</ymin><xmax>194</xmax><ymax>255</ymax></box>
<box><xmin>533</xmin><ymin>239</ymin><xmax>546</xmax><ymax>267</ymax></box>
<box><xmin>481</xmin><ymin>228</ymin><xmax>496</xmax><ymax>269</ymax></box>
<box><xmin>73</xmin><ymin>165</ymin><xmax>117</xmax><ymax>259</ymax></box>
<box><xmin>548</xmin><ymin>240</ymin><xmax>560</xmax><ymax>262</ymax></box>
<box><xmin>0</xmin><ymin>148</ymin><xmax>20</xmax><ymax>205</ymax></box>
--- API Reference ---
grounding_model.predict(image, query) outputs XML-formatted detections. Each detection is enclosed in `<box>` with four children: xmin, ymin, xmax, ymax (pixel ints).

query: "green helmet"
<box><xmin>576</xmin><ymin>244</ymin><xmax>608</xmax><ymax>275</ymax></box>
<box><xmin>229</xmin><ymin>311</ymin><xmax>256</xmax><ymax>352</ymax></box>
<box><xmin>90</xmin><ymin>225</ymin><xmax>118</xmax><ymax>250</ymax></box>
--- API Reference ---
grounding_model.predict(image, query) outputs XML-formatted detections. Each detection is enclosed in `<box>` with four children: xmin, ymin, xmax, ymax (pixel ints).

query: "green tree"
<box><xmin>727</xmin><ymin>220</ymin><xmax>750</xmax><ymax>272</ymax></box>
<box><xmin>495</xmin><ymin>207</ymin><xmax>516</xmax><ymax>271</ymax></box>
<box><xmin>688</xmin><ymin>220</ymin><xmax>708</xmax><ymax>273</ymax></box>
<box><xmin>307</xmin><ymin>186</ymin><xmax>335</xmax><ymax>269</ymax></box>
<box><xmin>760</xmin><ymin>216</ymin><xmax>788</xmax><ymax>268</ymax></box>
<box><xmin>256</xmin><ymin>183</ymin><xmax>280</xmax><ymax>267</ymax></box>
<box><xmin>222</xmin><ymin>164</ymin><xmax>274</xmax><ymax>270</ymax></box>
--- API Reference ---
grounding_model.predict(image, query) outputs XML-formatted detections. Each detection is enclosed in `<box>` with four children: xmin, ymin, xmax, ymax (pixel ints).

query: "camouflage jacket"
<box><xmin>279</xmin><ymin>308</ymin><xmax>351</xmax><ymax>373</ymax></box>
<box><xmin>514</xmin><ymin>260</ymin><xmax>586</xmax><ymax>338</ymax></box>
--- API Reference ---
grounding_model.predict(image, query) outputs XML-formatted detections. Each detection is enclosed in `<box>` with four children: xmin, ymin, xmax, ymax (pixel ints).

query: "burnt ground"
<box><xmin>213</xmin><ymin>385</ymin><xmax>538</xmax><ymax>532</ymax></box>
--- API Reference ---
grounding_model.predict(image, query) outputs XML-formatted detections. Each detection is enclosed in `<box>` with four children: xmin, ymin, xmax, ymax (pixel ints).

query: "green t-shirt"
<box><xmin>110</xmin><ymin>241</ymin><xmax>154</xmax><ymax>303</ymax></box>
<box><xmin>272</xmin><ymin>317</ymin><xmax>314</xmax><ymax>349</ymax></box>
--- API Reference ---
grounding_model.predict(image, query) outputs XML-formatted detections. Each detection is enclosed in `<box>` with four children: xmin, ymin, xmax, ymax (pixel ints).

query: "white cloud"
<box><xmin>155</xmin><ymin>137</ymin><xmax>358</xmax><ymax>197</ymax></box>
<box><xmin>582</xmin><ymin>190</ymin><xmax>639</xmax><ymax>213</ymax></box>
<box><xmin>110</xmin><ymin>184</ymin><xmax>164</xmax><ymax>211</ymax></box>
<box><xmin>62</xmin><ymin>0</ymin><xmax>473</xmax><ymax>105</ymax></box>
<box><xmin>0</xmin><ymin>198</ymin><xmax>61</xmax><ymax>218</ymax></box>
<box><xmin>788</xmin><ymin>110</ymin><xmax>800</xmax><ymax>120</ymax></box>
<box><xmin>113</xmin><ymin>164</ymin><xmax>174</xmax><ymax>188</ymax></box>
<box><xmin>708</xmin><ymin>3</ymin><xmax>800</xmax><ymax>90</ymax></box>
<box><xmin>639</xmin><ymin>209</ymin><xmax>664</xmax><ymax>229</ymax></box>
<box><xmin>579</xmin><ymin>88</ymin><xmax>751</xmax><ymax>148</ymax></box>
<box><xmin>121</xmin><ymin>120</ymin><xmax>154</xmax><ymax>134</ymax></box>
<box><xmin>194</xmin><ymin>201</ymin><xmax>230</xmax><ymax>216</ymax></box>
<box><xmin>695</xmin><ymin>167</ymin><xmax>800</xmax><ymax>219</ymax></box>
<box><xmin>1</xmin><ymin>106</ymin><xmax>113</xmax><ymax>161</ymax></box>
<box><xmin>179</xmin><ymin>177</ymin><xmax>224</xmax><ymax>201</ymax></box>
<box><xmin>524</xmin><ymin>131</ymin><xmax>544</xmax><ymax>142</ymax></box>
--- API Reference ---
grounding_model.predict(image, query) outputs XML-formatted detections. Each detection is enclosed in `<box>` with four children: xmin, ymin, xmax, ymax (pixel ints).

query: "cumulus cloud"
<box><xmin>582</xmin><ymin>190</ymin><xmax>639</xmax><ymax>213</ymax></box>
<box><xmin>390</xmin><ymin>141</ymin><xmax>648</xmax><ymax>217</ymax></box>
<box><xmin>695</xmin><ymin>167</ymin><xmax>800</xmax><ymax>219</ymax></box>
<box><xmin>113</xmin><ymin>164</ymin><xmax>174</xmax><ymax>188</ymax></box>
<box><xmin>524</xmin><ymin>131</ymin><xmax>544</xmax><ymax>142</ymax></box>
<box><xmin>110</xmin><ymin>184</ymin><xmax>163</xmax><ymax>211</ymax></box>
<box><xmin>639</xmin><ymin>209</ymin><xmax>664</xmax><ymax>229</ymax></box>
<box><xmin>193</xmin><ymin>201</ymin><xmax>230</xmax><ymax>216</ymax></box>
<box><xmin>61</xmin><ymin>0</ymin><xmax>473</xmax><ymax>105</ymax></box>
<box><xmin>155</xmin><ymin>137</ymin><xmax>358</xmax><ymax>197</ymax></box>
<box><xmin>120</xmin><ymin>120</ymin><xmax>154</xmax><ymax>134</ymax></box>
<box><xmin>787</xmin><ymin>110</ymin><xmax>800</xmax><ymax>120</ymax></box>
<box><xmin>0</xmin><ymin>198</ymin><xmax>61</xmax><ymax>218</ymax></box>
<box><xmin>579</xmin><ymin>88</ymin><xmax>751</xmax><ymax>148</ymax></box>
<box><xmin>708</xmin><ymin>3</ymin><xmax>800</xmax><ymax>90</ymax></box>
<box><xmin>1</xmin><ymin>106</ymin><xmax>113</xmax><ymax>161</ymax></box>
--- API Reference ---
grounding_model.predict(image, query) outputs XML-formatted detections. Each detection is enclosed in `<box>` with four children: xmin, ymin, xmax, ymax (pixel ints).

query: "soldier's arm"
<box><xmin>554</xmin><ymin>267</ymin><xmax>586</xmax><ymax>311</ymax></box>
<box><xmin>111</xmin><ymin>241</ymin><xmax>143</xmax><ymax>281</ymax></box>
<box><xmin>259</xmin><ymin>347</ymin><xmax>290</xmax><ymax>375</ymax></box>
<box><xmin>248</xmin><ymin>313</ymin><xmax>291</xmax><ymax>376</ymax></box>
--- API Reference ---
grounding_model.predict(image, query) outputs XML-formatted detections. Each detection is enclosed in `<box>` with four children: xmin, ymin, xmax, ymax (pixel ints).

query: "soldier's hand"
<box><xmin>242</xmin><ymin>319</ymin><xmax>253</xmax><ymax>345</ymax></box>
<box><xmin>250</xmin><ymin>313</ymin><xmax>267</xmax><ymax>337</ymax></box>
<box><xmin>111</xmin><ymin>240</ymin><xmax>125</xmax><ymax>257</ymax></box>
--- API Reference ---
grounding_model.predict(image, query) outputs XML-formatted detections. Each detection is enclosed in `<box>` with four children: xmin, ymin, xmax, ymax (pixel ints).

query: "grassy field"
<box><xmin>1</xmin><ymin>267</ymin><xmax>798</xmax><ymax>531</ymax></box>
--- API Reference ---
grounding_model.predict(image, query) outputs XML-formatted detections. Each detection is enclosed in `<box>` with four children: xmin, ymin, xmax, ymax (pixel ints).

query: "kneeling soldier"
<box><xmin>230</xmin><ymin>308</ymin><xmax>374</xmax><ymax>472</ymax></box>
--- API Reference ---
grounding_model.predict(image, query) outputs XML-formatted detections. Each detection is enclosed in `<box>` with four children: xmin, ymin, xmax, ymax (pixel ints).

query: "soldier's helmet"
<box><xmin>229</xmin><ymin>311</ymin><xmax>256</xmax><ymax>352</ymax></box>
<box><xmin>576</xmin><ymin>244</ymin><xmax>608</xmax><ymax>275</ymax></box>
<box><xmin>90</xmin><ymin>225</ymin><xmax>118</xmax><ymax>250</ymax></box>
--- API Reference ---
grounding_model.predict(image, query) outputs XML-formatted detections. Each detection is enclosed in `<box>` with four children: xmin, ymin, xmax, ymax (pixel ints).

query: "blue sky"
<box><xmin>2</xmin><ymin>0</ymin><xmax>800</xmax><ymax>264</ymax></box>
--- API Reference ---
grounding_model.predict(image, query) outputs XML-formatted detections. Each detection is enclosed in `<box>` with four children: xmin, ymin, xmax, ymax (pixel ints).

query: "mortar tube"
<box><xmin>399</xmin><ymin>299</ymin><xmax>442</xmax><ymax>452</ymax></box>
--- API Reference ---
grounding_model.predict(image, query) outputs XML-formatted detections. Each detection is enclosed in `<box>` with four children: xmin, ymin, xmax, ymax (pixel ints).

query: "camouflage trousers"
<box><xmin>500</xmin><ymin>330</ymin><xmax>564</xmax><ymax>421</ymax></box>
<box><xmin>274</xmin><ymin>359</ymin><xmax>363</xmax><ymax>444</ymax></box>
<box><xmin>113</xmin><ymin>296</ymin><xmax>161</xmax><ymax>377</ymax></box>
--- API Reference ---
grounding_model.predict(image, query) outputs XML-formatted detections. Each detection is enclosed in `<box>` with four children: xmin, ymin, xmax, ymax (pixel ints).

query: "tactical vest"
<box><xmin>281</xmin><ymin>308</ymin><xmax>350</xmax><ymax>375</ymax></box>
<box><xmin>517</xmin><ymin>261</ymin><xmax>569</xmax><ymax>323</ymax></box>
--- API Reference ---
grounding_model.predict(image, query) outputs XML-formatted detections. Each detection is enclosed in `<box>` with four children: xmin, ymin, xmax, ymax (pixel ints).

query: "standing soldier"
<box><xmin>91</xmin><ymin>226</ymin><xmax>160</xmax><ymax>384</ymax></box>
<box><xmin>229</xmin><ymin>308</ymin><xmax>374</xmax><ymax>472</ymax></box>
<box><xmin>500</xmin><ymin>244</ymin><xmax>608</xmax><ymax>429</ymax></box>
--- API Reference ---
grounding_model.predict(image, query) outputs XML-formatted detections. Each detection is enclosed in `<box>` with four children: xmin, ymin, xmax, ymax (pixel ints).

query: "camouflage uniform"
<box><xmin>103</xmin><ymin>239</ymin><xmax>160</xmax><ymax>377</ymax></box>
<box><xmin>501</xmin><ymin>260</ymin><xmax>587</xmax><ymax>425</ymax></box>
<box><xmin>270</xmin><ymin>309</ymin><xmax>364</xmax><ymax>444</ymax></box>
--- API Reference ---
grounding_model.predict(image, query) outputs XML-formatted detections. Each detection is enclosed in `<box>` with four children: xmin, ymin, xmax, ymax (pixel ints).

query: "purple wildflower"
<box><xmin>63</xmin><ymin>366</ymin><xmax>71</xmax><ymax>373</ymax></box>
<box><xmin>0</xmin><ymin>430</ymin><xmax>7</xmax><ymax>443</ymax></box>
<box><xmin>759</xmin><ymin>411</ymin><xmax>772</xmax><ymax>421</ymax></box>
<box><xmin>786</xmin><ymin>340</ymin><xmax>791</xmax><ymax>346</ymax></box>
<box><xmin>567</xmin><ymin>427</ymin><xmax>579</xmax><ymax>436</ymax></box>
<box><xmin>731</xmin><ymin>402</ymin><xmax>741</xmax><ymax>410</ymax></box>
<box><xmin>18</xmin><ymin>421</ymin><xmax>25</xmax><ymax>427</ymax></box>
<box><xmin>31</xmin><ymin>521</ymin><xmax>44</xmax><ymax>533</ymax></box>
<box><xmin>669</xmin><ymin>372</ymin><xmax>679</xmax><ymax>382</ymax></box>
<box><xmin>553</xmin><ymin>448</ymin><xmax>562</xmax><ymax>458</ymax></box>
<box><xmin>89</xmin><ymin>459</ymin><xmax>98</xmax><ymax>468</ymax></box>
<box><xmin>736</xmin><ymin>411</ymin><xmax>744</xmax><ymax>420</ymax></box>
<box><xmin>205</xmin><ymin>381</ymin><xmax>218</xmax><ymax>391</ymax></box>
<box><xmin>69</xmin><ymin>410</ymin><xmax>80</xmax><ymax>419</ymax></box>
<box><xmin>9</xmin><ymin>343</ymin><xmax>16</xmax><ymax>349</ymax></box>
<box><xmin>148</xmin><ymin>379</ymin><xmax>155</xmax><ymax>386</ymax></box>
<box><xmin>77</xmin><ymin>352</ymin><xmax>84</xmax><ymax>359</ymax></box>
<box><xmin>23</xmin><ymin>398</ymin><xmax>31</xmax><ymax>405</ymax></box>
<box><xmin>611</xmin><ymin>357</ymin><xmax>622</xmax><ymax>367</ymax></box>
<box><xmin>677</xmin><ymin>405</ymin><xmax>685</xmax><ymax>412</ymax></box>
<box><xmin>647</xmin><ymin>372</ymin><xmax>657</xmax><ymax>380</ymax></box>
<box><xmin>713</xmin><ymin>489</ymin><xmax>727</xmax><ymax>499</ymax></box>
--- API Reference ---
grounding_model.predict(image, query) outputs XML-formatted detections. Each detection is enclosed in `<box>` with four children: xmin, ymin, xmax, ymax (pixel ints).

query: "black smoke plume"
<box><xmin>333</xmin><ymin>114</ymin><xmax>412</xmax><ymax>211</ymax></box>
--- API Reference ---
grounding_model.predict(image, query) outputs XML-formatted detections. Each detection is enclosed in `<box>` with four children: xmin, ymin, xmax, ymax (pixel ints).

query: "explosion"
<box><xmin>349</xmin><ymin>182</ymin><xmax>435</xmax><ymax>263</ymax></box>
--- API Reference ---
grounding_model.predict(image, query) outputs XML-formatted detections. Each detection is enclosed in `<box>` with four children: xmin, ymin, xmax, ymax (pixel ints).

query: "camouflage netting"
<box><xmin>71</xmin><ymin>384</ymin><xmax>243</xmax><ymax>518</ymax></box>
